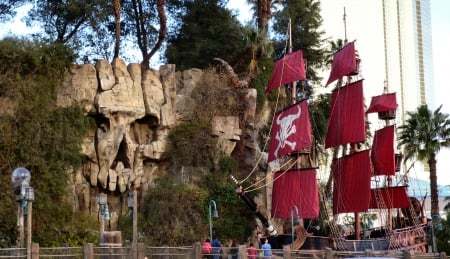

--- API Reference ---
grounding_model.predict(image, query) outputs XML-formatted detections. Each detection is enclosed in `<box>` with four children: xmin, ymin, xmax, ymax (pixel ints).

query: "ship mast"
<box><xmin>343</xmin><ymin>7</ymin><xmax>348</xmax><ymax>44</ymax></box>
<box><xmin>381</xmin><ymin>80</ymin><xmax>393</xmax><ymax>230</ymax></box>
<box><xmin>288</xmin><ymin>19</ymin><xmax>296</xmax><ymax>105</ymax></box>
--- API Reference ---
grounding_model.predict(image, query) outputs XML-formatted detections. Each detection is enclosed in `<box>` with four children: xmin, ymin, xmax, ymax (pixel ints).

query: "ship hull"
<box><xmin>268</xmin><ymin>224</ymin><xmax>428</xmax><ymax>252</ymax></box>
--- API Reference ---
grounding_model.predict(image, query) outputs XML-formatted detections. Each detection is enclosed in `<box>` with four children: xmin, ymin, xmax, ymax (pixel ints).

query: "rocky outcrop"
<box><xmin>57</xmin><ymin>59</ymin><xmax>260</xmax><ymax>226</ymax></box>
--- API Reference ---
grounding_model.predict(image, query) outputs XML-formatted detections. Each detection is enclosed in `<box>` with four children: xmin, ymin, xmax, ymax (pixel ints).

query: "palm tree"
<box><xmin>397</xmin><ymin>105</ymin><xmax>450</xmax><ymax>217</ymax></box>
<box><xmin>247</xmin><ymin>0</ymin><xmax>281</xmax><ymax>33</ymax></box>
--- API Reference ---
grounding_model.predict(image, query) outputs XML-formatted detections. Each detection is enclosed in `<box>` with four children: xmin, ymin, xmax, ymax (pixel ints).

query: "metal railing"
<box><xmin>0</xmin><ymin>244</ymin><xmax>447</xmax><ymax>259</ymax></box>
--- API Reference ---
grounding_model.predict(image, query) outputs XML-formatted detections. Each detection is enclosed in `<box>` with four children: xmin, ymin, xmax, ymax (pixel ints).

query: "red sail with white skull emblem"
<box><xmin>267</xmin><ymin>99</ymin><xmax>312</xmax><ymax>163</ymax></box>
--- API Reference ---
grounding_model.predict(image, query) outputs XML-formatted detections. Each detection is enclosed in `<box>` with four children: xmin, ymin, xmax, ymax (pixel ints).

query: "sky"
<box><xmin>429</xmin><ymin>0</ymin><xmax>450</xmax><ymax>186</ymax></box>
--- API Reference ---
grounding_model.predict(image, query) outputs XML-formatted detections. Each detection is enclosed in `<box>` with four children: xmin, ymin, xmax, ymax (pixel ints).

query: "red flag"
<box><xmin>369</xmin><ymin>187</ymin><xmax>410</xmax><ymax>209</ymax></box>
<box><xmin>333</xmin><ymin>150</ymin><xmax>372</xmax><ymax>214</ymax></box>
<box><xmin>272</xmin><ymin>169</ymin><xmax>319</xmax><ymax>219</ymax></box>
<box><xmin>371</xmin><ymin>125</ymin><xmax>396</xmax><ymax>176</ymax></box>
<box><xmin>266</xmin><ymin>50</ymin><xmax>306</xmax><ymax>92</ymax></box>
<box><xmin>366</xmin><ymin>93</ymin><xmax>397</xmax><ymax>113</ymax></box>
<box><xmin>268</xmin><ymin>100</ymin><xmax>312</xmax><ymax>162</ymax></box>
<box><xmin>325</xmin><ymin>80</ymin><xmax>366</xmax><ymax>148</ymax></box>
<box><xmin>326</xmin><ymin>42</ymin><xmax>357</xmax><ymax>86</ymax></box>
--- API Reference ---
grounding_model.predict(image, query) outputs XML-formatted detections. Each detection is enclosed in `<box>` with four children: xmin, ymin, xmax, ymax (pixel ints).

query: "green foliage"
<box><xmin>398</xmin><ymin>105</ymin><xmax>450</xmax><ymax>163</ymax></box>
<box><xmin>398</xmin><ymin>104</ymin><xmax>450</xmax><ymax>216</ymax></box>
<box><xmin>0</xmin><ymin>38</ymin><xmax>94</xmax><ymax>246</ymax></box>
<box><xmin>435</xmin><ymin>211</ymin><xmax>450</xmax><ymax>253</ymax></box>
<box><xmin>272</xmin><ymin>0</ymin><xmax>327</xmax><ymax>86</ymax></box>
<box><xmin>35</xmin><ymin>211</ymin><xmax>99</xmax><ymax>247</ymax></box>
<box><xmin>117</xmin><ymin>213</ymin><xmax>133</xmax><ymax>244</ymax></box>
<box><xmin>168</xmin><ymin>121</ymin><xmax>215</xmax><ymax>167</ymax></box>
<box><xmin>165</xmin><ymin>0</ymin><xmax>246</xmax><ymax>70</ymax></box>
<box><xmin>168</xmin><ymin>69</ymin><xmax>243</xmax><ymax>168</ymax></box>
<box><xmin>0</xmin><ymin>0</ymin><xmax>28</xmax><ymax>22</ymax></box>
<box><xmin>190</xmin><ymin>70</ymin><xmax>243</xmax><ymax>119</ymax></box>
<box><xmin>201</xmin><ymin>156</ymin><xmax>256</xmax><ymax>243</ymax></box>
<box><xmin>26</xmin><ymin>0</ymin><xmax>108</xmax><ymax>44</ymax></box>
<box><xmin>309</xmin><ymin>93</ymin><xmax>331</xmax><ymax>148</ymax></box>
<box><xmin>139</xmin><ymin>176</ymin><xmax>210</xmax><ymax>246</ymax></box>
<box><xmin>250</xmin><ymin>57</ymin><xmax>275</xmax><ymax>111</ymax></box>
<box><xmin>60</xmin><ymin>212</ymin><xmax>99</xmax><ymax>247</ymax></box>
<box><xmin>141</xmin><ymin>153</ymin><xmax>255</xmax><ymax>245</ymax></box>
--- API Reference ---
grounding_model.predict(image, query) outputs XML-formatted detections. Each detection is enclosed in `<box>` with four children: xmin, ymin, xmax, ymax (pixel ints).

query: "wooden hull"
<box><xmin>295</xmin><ymin>224</ymin><xmax>428</xmax><ymax>252</ymax></box>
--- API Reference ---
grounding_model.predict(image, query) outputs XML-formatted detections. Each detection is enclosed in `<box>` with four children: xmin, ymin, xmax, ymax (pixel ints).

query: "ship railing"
<box><xmin>389</xmin><ymin>223</ymin><xmax>428</xmax><ymax>251</ymax></box>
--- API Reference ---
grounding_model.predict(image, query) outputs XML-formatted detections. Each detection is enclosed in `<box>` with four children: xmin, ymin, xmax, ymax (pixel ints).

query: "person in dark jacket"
<box><xmin>211</xmin><ymin>236</ymin><xmax>222</xmax><ymax>259</ymax></box>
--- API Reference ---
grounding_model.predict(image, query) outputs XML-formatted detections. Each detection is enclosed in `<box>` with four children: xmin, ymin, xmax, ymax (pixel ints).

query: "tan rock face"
<box><xmin>59</xmin><ymin>59</ymin><xmax>260</xmax><ymax>228</ymax></box>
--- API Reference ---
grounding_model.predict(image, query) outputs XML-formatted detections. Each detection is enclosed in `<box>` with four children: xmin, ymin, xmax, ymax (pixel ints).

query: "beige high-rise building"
<box><xmin>320</xmin><ymin>0</ymin><xmax>436</xmax><ymax>189</ymax></box>
<box><xmin>320</xmin><ymin>0</ymin><xmax>435</xmax><ymax>117</ymax></box>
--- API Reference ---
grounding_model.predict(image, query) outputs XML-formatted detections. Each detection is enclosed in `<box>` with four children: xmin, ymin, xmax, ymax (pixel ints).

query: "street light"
<box><xmin>96</xmin><ymin>193</ymin><xmax>109</xmax><ymax>245</ymax></box>
<box><xmin>291</xmin><ymin>205</ymin><xmax>300</xmax><ymax>244</ymax></box>
<box><xmin>208</xmin><ymin>200</ymin><xmax>219</xmax><ymax>241</ymax></box>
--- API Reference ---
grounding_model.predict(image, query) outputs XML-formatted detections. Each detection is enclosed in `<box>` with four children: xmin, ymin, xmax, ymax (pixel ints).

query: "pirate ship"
<box><xmin>232</xmin><ymin>21</ymin><xmax>429</xmax><ymax>252</ymax></box>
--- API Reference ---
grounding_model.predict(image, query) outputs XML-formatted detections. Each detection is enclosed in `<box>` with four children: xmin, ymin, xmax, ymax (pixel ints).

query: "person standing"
<box><xmin>230</xmin><ymin>241</ymin><xmax>238</xmax><ymax>259</ymax></box>
<box><xmin>202</xmin><ymin>239</ymin><xmax>212</xmax><ymax>259</ymax></box>
<box><xmin>211</xmin><ymin>236</ymin><xmax>222</xmax><ymax>259</ymax></box>
<box><xmin>261</xmin><ymin>238</ymin><xmax>272</xmax><ymax>259</ymax></box>
<box><xmin>247</xmin><ymin>243</ymin><xmax>257</xmax><ymax>259</ymax></box>
<box><xmin>230</xmin><ymin>240</ymin><xmax>239</xmax><ymax>259</ymax></box>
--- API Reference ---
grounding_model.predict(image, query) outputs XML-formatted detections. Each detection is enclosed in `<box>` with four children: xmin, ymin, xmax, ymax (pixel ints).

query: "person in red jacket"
<box><xmin>247</xmin><ymin>243</ymin><xmax>257</xmax><ymax>259</ymax></box>
<box><xmin>202</xmin><ymin>239</ymin><xmax>212</xmax><ymax>259</ymax></box>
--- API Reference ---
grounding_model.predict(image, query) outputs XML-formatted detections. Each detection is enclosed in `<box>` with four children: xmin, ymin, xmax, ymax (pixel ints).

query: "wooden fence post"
<box><xmin>192</xmin><ymin>242</ymin><xmax>201</xmax><ymax>259</ymax></box>
<box><xmin>83</xmin><ymin>243</ymin><xmax>94</xmax><ymax>259</ymax></box>
<box><xmin>31</xmin><ymin>243</ymin><xmax>39</xmax><ymax>259</ymax></box>
<box><xmin>137</xmin><ymin>243</ymin><xmax>145</xmax><ymax>259</ymax></box>
<box><xmin>325</xmin><ymin>247</ymin><xmax>333</xmax><ymax>259</ymax></box>
<box><xmin>283</xmin><ymin>245</ymin><xmax>291</xmax><ymax>259</ymax></box>
<box><xmin>238</xmin><ymin>245</ymin><xmax>248</xmax><ymax>259</ymax></box>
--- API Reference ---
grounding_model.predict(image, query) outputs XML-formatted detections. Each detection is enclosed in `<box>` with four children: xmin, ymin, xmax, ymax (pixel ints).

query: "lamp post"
<box><xmin>11</xmin><ymin>167</ymin><xmax>34</xmax><ymax>259</ymax></box>
<box><xmin>96</xmin><ymin>193</ymin><xmax>109</xmax><ymax>245</ymax></box>
<box><xmin>291</xmin><ymin>205</ymin><xmax>300</xmax><ymax>244</ymax></box>
<box><xmin>25</xmin><ymin>187</ymin><xmax>34</xmax><ymax>259</ymax></box>
<box><xmin>128</xmin><ymin>190</ymin><xmax>138</xmax><ymax>259</ymax></box>
<box><xmin>208</xmin><ymin>200</ymin><xmax>218</xmax><ymax>241</ymax></box>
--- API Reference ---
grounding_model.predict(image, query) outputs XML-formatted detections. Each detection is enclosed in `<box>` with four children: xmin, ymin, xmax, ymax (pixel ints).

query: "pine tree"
<box><xmin>272</xmin><ymin>0</ymin><xmax>327</xmax><ymax>85</ymax></box>
<box><xmin>165</xmin><ymin>0</ymin><xmax>246</xmax><ymax>70</ymax></box>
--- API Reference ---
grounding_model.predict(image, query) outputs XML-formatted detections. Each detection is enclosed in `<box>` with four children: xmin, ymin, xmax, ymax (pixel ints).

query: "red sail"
<box><xmin>325</xmin><ymin>80</ymin><xmax>366</xmax><ymax>148</ymax></box>
<box><xmin>369</xmin><ymin>187</ymin><xmax>411</xmax><ymax>209</ymax></box>
<box><xmin>266</xmin><ymin>50</ymin><xmax>306</xmax><ymax>92</ymax></box>
<box><xmin>268</xmin><ymin>100</ymin><xmax>312</xmax><ymax>162</ymax></box>
<box><xmin>333</xmin><ymin>150</ymin><xmax>372</xmax><ymax>214</ymax></box>
<box><xmin>326</xmin><ymin>41</ymin><xmax>357</xmax><ymax>86</ymax></box>
<box><xmin>272</xmin><ymin>169</ymin><xmax>319</xmax><ymax>219</ymax></box>
<box><xmin>371</xmin><ymin>125</ymin><xmax>396</xmax><ymax>175</ymax></box>
<box><xmin>367</xmin><ymin>93</ymin><xmax>397</xmax><ymax>113</ymax></box>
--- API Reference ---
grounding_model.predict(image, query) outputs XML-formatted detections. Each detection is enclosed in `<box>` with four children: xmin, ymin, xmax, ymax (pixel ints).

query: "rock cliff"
<box><xmin>56</xmin><ymin>58</ymin><xmax>265</xmax><ymax>228</ymax></box>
